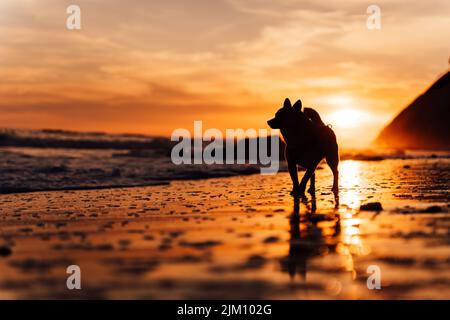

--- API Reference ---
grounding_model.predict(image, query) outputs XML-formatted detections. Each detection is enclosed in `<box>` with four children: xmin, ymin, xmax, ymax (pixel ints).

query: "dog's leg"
<box><xmin>332</xmin><ymin>167</ymin><xmax>339</xmax><ymax>206</ymax></box>
<box><xmin>288</xmin><ymin>162</ymin><xmax>300</xmax><ymax>196</ymax></box>
<box><xmin>311</xmin><ymin>195</ymin><xmax>317</xmax><ymax>213</ymax></box>
<box><xmin>331</xmin><ymin>167</ymin><xmax>339</xmax><ymax>193</ymax></box>
<box><xmin>326</xmin><ymin>142</ymin><xmax>340</xmax><ymax>206</ymax></box>
<box><xmin>327</xmin><ymin>162</ymin><xmax>339</xmax><ymax>206</ymax></box>
<box><xmin>299</xmin><ymin>168</ymin><xmax>315</xmax><ymax>198</ymax></box>
<box><xmin>307</xmin><ymin>172</ymin><xmax>316</xmax><ymax>197</ymax></box>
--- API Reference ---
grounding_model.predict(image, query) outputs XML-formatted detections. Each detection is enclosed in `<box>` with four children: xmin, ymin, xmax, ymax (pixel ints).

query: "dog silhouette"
<box><xmin>267</xmin><ymin>98</ymin><xmax>339</xmax><ymax>203</ymax></box>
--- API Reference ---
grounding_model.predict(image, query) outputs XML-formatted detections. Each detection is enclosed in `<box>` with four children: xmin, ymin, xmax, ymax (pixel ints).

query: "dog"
<box><xmin>267</xmin><ymin>98</ymin><xmax>339</xmax><ymax>202</ymax></box>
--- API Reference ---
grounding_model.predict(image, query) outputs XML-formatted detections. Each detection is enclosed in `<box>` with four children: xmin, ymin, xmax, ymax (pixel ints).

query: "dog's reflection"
<box><xmin>279</xmin><ymin>196</ymin><xmax>341</xmax><ymax>280</ymax></box>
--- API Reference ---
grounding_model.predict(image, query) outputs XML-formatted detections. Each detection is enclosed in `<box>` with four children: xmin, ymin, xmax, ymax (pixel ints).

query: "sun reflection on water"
<box><xmin>278</xmin><ymin>160</ymin><xmax>373</xmax><ymax>285</ymax></box>
<box><xmin>339</xmin><ymin>160</ymin><xmax>362</xmax><ymax>210</ymax></box>
<box><xmin>336</xmin><ymin>161</ymin><xmax>370</xmax><ymax>273</ymax></box>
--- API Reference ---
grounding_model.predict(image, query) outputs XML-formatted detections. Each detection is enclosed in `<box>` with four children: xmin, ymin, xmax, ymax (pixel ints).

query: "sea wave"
<box><xmin>1</xmin><ymin>128</ymin><xmax>449</xmax><ymax>194</ymax></box>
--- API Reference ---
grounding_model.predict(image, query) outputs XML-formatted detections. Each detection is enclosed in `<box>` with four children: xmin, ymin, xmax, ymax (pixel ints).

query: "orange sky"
<box><xmin>0</xmin><ymin>0</ymin><xmax>449</xmax><ymax>147</ymax></box>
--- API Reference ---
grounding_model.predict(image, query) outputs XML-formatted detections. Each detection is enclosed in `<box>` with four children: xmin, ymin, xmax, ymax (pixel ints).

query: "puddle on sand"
<box><xmin>0</xmin><ymin>159</ymin><xmax>449</xmax><ymax>299</ymax></box>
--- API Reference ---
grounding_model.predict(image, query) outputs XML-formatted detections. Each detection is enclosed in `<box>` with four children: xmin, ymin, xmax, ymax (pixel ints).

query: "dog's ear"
<box><xmin>293</xmin><ymin>99</ymin><xmax>302</xmax><ymax>111</ymax></box>
<box><xmin>283</xmin><ymin>98</ymin><xmax>292</xmax><ymax>108</ymax></box>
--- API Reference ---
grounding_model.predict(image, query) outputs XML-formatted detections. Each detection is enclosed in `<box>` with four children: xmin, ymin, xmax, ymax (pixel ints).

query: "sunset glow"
<box><xmin>0</xmin><ymin>0</ymin><xmax>449</xmax><ymax>148</ymax></box>
<box><xmin>327</xmin><ymin>109</ymin><xmax>370</xmax><ymax>129</ymax></box>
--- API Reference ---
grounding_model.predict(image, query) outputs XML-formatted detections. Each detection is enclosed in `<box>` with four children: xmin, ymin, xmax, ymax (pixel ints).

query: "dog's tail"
<box><xmin>303</xmin><ymin>108</ymin><xmax>325</xmax><ymax>127</ymax></box>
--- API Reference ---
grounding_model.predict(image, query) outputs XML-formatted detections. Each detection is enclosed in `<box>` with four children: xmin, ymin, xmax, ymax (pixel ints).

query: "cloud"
<box><xmin>0</xmin><ymin>0</ymin><xmax>449</xmax><ymax>146</ymax></box>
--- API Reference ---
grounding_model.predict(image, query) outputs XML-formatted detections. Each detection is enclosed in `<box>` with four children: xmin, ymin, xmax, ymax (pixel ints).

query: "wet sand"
<box><xmin>0</xmin><ymin>159</ymin><xmax>449</xmax><ymax>299</ymax></box>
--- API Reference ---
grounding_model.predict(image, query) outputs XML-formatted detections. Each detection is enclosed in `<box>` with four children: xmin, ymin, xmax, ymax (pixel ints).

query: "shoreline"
<box><xmin>1</xmin><ymin>155</ymin><xmax>449</xmax><ymax>196</ymax></box>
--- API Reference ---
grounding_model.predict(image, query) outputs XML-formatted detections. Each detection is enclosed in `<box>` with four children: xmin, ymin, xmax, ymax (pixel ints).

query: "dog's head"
<box><xmin>267</xmin><ymin>98</ymin><xmax>304</xmax><ymax>129</ymax></box>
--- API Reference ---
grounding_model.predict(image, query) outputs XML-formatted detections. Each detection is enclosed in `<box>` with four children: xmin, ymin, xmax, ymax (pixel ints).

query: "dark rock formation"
<box><xmin>375</xmin><ymin>71</ymin><xmax>450</xmax><ymax>150</ymax></box>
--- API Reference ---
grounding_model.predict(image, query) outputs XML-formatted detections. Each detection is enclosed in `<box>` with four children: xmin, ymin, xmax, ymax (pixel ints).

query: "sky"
<box><xmin>0</xmin><ymin>0</ymin><xmax>449</xmax><ymax>147</ymax></box>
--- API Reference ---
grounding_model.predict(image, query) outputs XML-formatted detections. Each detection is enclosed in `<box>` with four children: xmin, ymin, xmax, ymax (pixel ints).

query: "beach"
<box><xmin>2</xmin><ymin>0</ymin><xmax>449</xmax><ymax>306</ymax></box>
<box><xmin>0</xmin><ymin>158</ymin><xmax>449</xmax><ymax>299</ymax></box>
